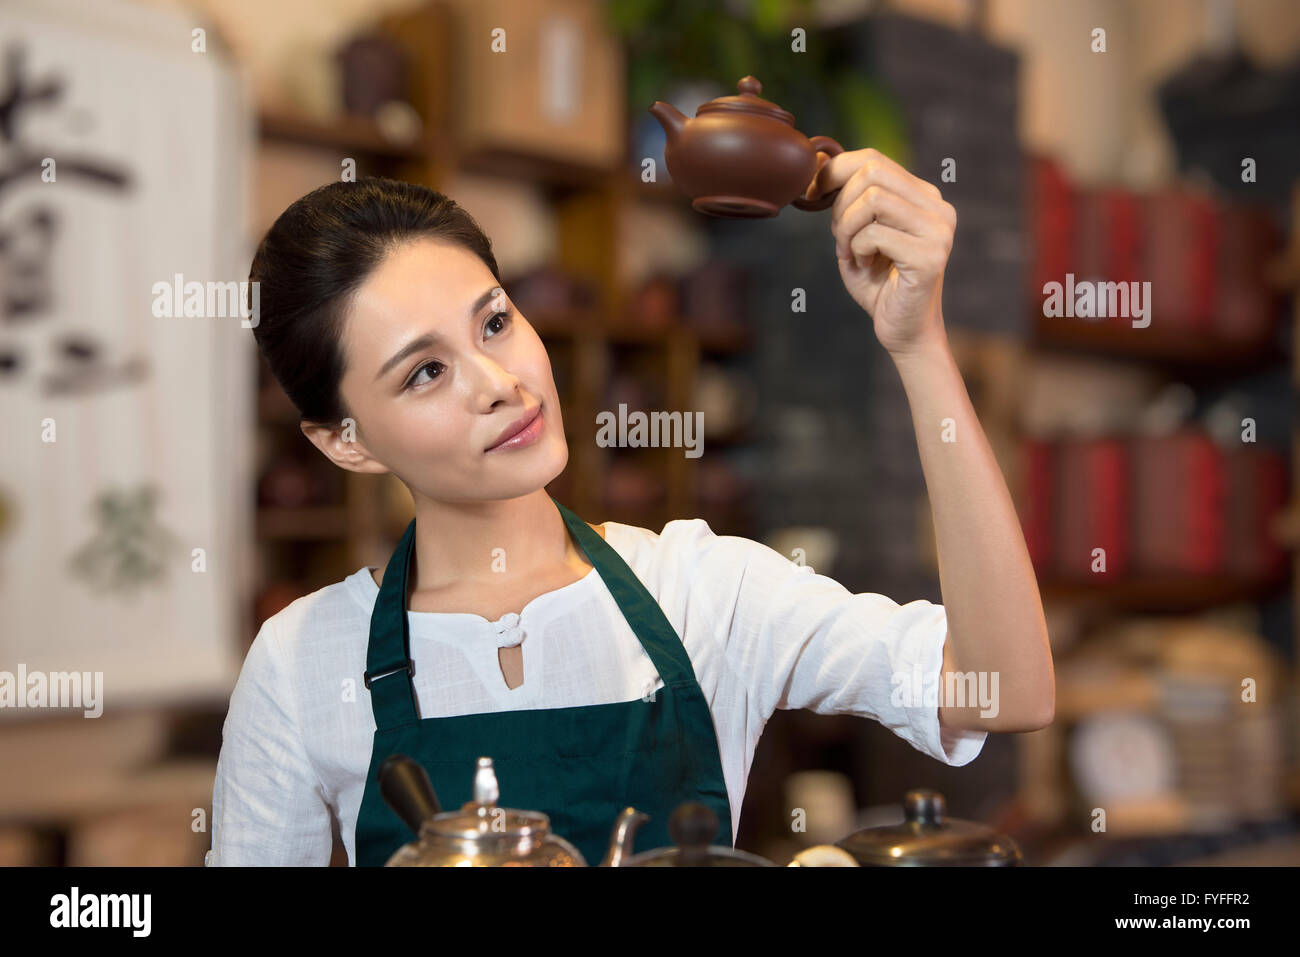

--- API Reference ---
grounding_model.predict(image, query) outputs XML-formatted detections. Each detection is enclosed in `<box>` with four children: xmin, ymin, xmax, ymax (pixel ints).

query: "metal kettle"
<box><xmin>601</xmin><ymin>803</ymin><xmax>776</xmax><ymax>866</ymax></box>
<box><xmin>834</xmin><ymin>789</ymin><xmax>1025</xmax><ymax>866</ymax></box>
<box><xmin>380</xmin><ymin>755</ymin><xmax>585</xmax><ymax>866</ymax></box>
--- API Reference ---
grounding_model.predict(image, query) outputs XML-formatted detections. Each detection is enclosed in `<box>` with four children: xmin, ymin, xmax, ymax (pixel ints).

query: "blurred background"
<box><xmin>2</xmin><ymin>0</ymin><xmax>1299</xmax><ymax>866</ymax></box>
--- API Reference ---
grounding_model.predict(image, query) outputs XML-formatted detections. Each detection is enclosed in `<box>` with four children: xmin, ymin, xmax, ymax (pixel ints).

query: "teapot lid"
<box><xmin>624</xmin><ymin>801</ymin><xmax>776</xmax><ymax>866</ymax></box>
<box><xmin>423</xmin><ymin>757</ymin><xmax>552</xmax><ymax>843</ymax></box>
<box><xmin>835</xmin><ymin>790</ymin><xmax>1023</xmax><ymax>866</ymax></box>
<box><xmin>697</xmin><ymin>76</ymin><xmax>794</xmax><ymax>126</ymax></box>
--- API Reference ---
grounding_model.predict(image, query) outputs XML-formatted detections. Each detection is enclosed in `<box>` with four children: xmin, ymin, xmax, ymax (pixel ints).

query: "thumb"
<box><xmin>803</xmin><ymin>152</ymin><xmax>834</xmax><ymax>201</ymax></box>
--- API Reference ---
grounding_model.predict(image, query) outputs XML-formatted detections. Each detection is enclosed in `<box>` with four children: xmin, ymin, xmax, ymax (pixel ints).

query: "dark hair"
<box><xmin>248</xmin><ymin>176</ymin><xmax>501</xmax><ymax>426</ymax></box>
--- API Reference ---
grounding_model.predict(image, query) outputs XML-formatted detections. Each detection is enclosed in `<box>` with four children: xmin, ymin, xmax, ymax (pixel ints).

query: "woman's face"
<box><xmin>323</xmin><ymin>237</ymin><xmax>568</xmax><ymax>503</ymax></box>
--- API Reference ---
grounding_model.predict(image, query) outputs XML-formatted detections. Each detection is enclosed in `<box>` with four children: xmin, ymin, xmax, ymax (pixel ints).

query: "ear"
<box><xmin>300</xmin><ymin>418</ymin><xmax>389</xmax><ymax>475</ymax></box>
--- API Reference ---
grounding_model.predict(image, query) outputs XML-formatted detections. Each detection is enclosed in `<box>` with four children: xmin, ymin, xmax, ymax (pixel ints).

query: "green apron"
<box><xmin>353</xmin><ymin>495</ymin><xmax>733</xmax><ymax>866</ymax></box>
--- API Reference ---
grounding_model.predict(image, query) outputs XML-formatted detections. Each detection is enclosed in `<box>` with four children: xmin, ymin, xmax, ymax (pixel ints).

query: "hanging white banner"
<box><xmin>0</xmin><ymin>0</ymin><xmax>254</xmax><ymax>715</ymax></box>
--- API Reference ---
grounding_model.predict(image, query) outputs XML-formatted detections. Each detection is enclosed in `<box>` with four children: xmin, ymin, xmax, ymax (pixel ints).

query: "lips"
<box><xmin>486</xmin><ymin>405</ymin><xmax>542</xmax><ymax>451</ymax></box>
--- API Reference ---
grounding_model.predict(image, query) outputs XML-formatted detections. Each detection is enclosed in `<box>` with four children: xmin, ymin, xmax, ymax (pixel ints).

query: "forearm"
<box><xmin>890</xmin><ymin>324</ymin><xmax>1054</xmax><ymax>732</ymax></box>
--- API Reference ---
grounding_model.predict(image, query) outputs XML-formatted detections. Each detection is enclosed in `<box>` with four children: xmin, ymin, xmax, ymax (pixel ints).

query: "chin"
<box><xmin>485</xmin><ymin>445</ymin><xmax>567</xmax><ymax>498</ymax></box>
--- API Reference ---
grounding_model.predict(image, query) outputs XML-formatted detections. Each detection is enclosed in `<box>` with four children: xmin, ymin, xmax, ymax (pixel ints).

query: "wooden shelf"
<box><xmin>1039</xmin><ymin>572</ymin><xmax>1287</xmax><ymax>611</ymax></box>
<box><xmin>1033</xmin><ymin>313</ymin><xmax>1283</xmax><ymax>371</ymax></box>
<box><xmin>456</xmin><ymin>144</ymin><xmax>616</xmax><ymax>191</ymax></box>
<box><xmin>0</xmin><ymin>758</ymin><xmax>218</xmax><ymax>827</ymax></box>
<box><xmin>257</xmin><ymin>108</ymin><xmax>434</xmax><ymax>161</ymax></box>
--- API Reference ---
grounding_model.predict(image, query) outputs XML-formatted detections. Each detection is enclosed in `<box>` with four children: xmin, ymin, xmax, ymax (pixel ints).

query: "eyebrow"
<box><xmin>374</xmin><ymin>287</ymin><xmax>505</xmax><ymax>382</ymax></box>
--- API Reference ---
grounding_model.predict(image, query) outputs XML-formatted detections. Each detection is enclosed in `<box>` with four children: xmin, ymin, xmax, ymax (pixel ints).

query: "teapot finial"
<box><xmin>737</xmin><ymin>76</ymin><xmax>762</xmax><ymax>96</ymax></box>
<box><xmin>472</xmin><ymin>756</ymin><xmax>500</xmax><ymax>806</ymax></box>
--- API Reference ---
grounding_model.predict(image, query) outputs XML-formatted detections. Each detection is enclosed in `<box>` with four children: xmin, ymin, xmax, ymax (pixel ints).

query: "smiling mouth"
<box><xmin>485</xmin><ymin>404</ymin><xmax>543</xmax><ymax>451</ymax></box>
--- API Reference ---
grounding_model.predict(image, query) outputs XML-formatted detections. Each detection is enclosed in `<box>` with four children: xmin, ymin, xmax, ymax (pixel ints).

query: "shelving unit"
<box><xmin>1034</xmin><ymin>312</ymin><xmax>1285</xmax><ymax>373</ymax></box>
<box><xmin>1038</xmin><ymin>573</ymin><xmax>1288</xmax><ymax>613</ymax></box>
<box><xmin>1006</xmin><ymin>173</ymin><xmax>1300</xmax><ymax>841</ymax></box>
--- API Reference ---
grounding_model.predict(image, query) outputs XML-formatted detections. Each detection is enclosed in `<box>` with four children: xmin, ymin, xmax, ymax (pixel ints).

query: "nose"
<box><xmin>468</xmin><ymin>350</ymin><xmax>522</xmax><ymax>410</ymax></box>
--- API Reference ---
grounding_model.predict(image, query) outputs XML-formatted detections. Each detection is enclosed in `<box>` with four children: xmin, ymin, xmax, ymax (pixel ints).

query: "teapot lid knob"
<box><xmin>473</xmin><ymin>756</ymin><xmax>500</xmax><ymax>806</ymax></box>
<box><xmin>669</xmin><ymin>801</ymin><xmax>719</xmax><ymax>849</ymax></box>
<box><xmin>904</xmin><ymin>789</ymin><xmax>946</xmax><ymax>826</ymax></box>
<box><xmin>737</xmin><ymin>76</ymin><xmax>762</xmax><ymax>96</ymax></box>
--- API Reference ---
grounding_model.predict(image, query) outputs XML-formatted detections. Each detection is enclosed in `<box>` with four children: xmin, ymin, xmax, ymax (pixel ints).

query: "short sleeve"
<box><xmin>208</xmin><ymin>618</ymin><xmax>334</xmax><ymax>865</ymax></box>
<box><xmin>676</xmin><ymin>519</ymin><xmax>987</xmax><ymax>766</ymax></box>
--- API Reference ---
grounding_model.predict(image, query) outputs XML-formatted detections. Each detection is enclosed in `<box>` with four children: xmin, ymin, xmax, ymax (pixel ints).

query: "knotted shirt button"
<box><xmin>494</xmin><ymin>612</ymin><xmax>524</xmax><ymax>648</ymax></box>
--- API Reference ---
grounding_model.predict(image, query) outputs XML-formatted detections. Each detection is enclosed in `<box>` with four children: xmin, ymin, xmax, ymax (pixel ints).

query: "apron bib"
<box><xmin>353</xmin><ymin>496</ymin><xmax>732</xmax><ymax>866</ymax></box>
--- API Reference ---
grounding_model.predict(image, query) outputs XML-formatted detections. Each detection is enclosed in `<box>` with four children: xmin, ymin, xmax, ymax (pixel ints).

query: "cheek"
<box><xmin>402</xmin><ymin>405</ymin><xmax>469</xmax><ymax>458</ymax></box>
<box><xmin>357</xmin><ymin>393</ymin><xmax>459</xmax><ymax>462</ymax></box>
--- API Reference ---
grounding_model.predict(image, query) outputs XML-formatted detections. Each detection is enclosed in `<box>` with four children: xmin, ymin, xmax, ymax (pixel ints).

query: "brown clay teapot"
<box><xmin>649</xmin><ymin>75</ymin><xmax>845</xmax><ymax>219</ymax></box>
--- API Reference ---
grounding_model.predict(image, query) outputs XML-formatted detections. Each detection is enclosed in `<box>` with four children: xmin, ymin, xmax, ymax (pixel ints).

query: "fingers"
<box><xmin>835</xmin><ymin>185</ymin><xmax>949</xmax><ymax>251</ymax></box>
<box><xmin>831</xmin><ymin>154</ymin><xmax>952</xmax><ymax>228</ymax></box>
<box><xmin>858</xmin><ymin>148</ymin><xmax>943</xmax><ymax>202</ymax></box>
<box><xmin>828</xmin><ymin>150</ymin><xmax>956</xmax><ymax>267</ymax></box>
<box><xmin>845</xmin><ymin>221</ymin><xmax>950</xmax><ymax>278</ymax></box>
<box><xmin>803</xmin><ymin>151</ymin><xmax>839</xmax><ymax>201</ymax></box>
<box><xmin>807</xmin><ymin>149</ymin><xmax>853</xmax><ymax>196</ymax></box>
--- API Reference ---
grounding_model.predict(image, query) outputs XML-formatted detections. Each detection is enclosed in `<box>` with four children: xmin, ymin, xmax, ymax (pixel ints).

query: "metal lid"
<box><xmin>628</xmin><ymin>846</ymin><xmax>776</xmax><ymax>866</ymax></box>
<box><xmin>423</xmin><ymin>757</ymin><xmax>552</xmax><ymax>843</ymax></box>
<box><xmin>623</xmin><ymin>801</ymin><xmax>776</xmax><ymax>866</ymax></box>
<box><xmin>835</xmin><ymin>790</ymin><xmax>1023</xmax><ymax>866</ymax></box>
<box><xmin>697</xmin><ymin>76</ymin><xmax>794</xmax><ymax>126</ymax></box>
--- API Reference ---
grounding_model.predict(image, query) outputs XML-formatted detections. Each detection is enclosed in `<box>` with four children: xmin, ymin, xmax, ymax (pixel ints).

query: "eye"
<box><xmin>485</xmin><ymin>309</ymin><xmax>512</xmax><ymax>337</ymax></box>
<box><xmin>405</xmin><ymin>360</ymin><xmax>443</xmax><ymax>390</ymax></box>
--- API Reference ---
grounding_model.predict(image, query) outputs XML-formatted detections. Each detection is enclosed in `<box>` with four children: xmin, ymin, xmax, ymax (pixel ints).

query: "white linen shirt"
<box><xmin>207</xmin><ymin>517</ymin><xmax>987</xmax><ymax>866</ymax></box>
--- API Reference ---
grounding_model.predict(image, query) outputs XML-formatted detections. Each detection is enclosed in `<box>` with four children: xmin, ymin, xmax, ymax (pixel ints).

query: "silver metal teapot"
<box><xmin>380</xmin><ymin>755</ymin><xmax>584</xmax><ymax>866</ymax></box>
<box><xmin>834</xmin><ymin>789</ymin><xmax>1024</xmax><ymax>866</ymax></box>
<box><xmin>600</xmin><ymin>803</ymin><xmax>776</xmax><ymax>866</ymax></box>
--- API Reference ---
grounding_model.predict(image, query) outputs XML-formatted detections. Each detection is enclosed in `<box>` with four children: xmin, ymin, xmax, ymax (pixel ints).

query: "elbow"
<box><xmin>1014</xmin><ymin>638</ymin><xmax>1056</xmax><ymax>731</ymax></box>
<box><xmin>1026</xmin><ymin>695</ymin><xmax>1054</xmax><ymax>730</ymax></box>
<box><xmin>985</xmin><ymin>687</ymin><xmax>1054</xmax><ymax>733</ymax></box>
<box><xmin>1014</xmin><ymin>685</ymin><xmax>1055</xmax><ymax>732</ymax></box>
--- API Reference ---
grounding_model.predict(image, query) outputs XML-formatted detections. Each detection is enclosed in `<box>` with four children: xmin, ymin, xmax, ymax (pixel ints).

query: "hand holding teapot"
<box><xmin>804</xmin><ymin>146</ymin><xmax>957</xmax><ymax>358</ymax></box>
<box><xmin>650</xmin><ymin>76</ymin><xmax>956</xmax><ymax>359</ymax></box>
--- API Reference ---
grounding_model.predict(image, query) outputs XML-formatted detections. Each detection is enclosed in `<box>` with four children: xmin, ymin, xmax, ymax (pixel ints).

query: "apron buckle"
<box><xmin>364</xmin><ymin>658</ymin><xmax>414</xmax><ymax>689</ymax></box>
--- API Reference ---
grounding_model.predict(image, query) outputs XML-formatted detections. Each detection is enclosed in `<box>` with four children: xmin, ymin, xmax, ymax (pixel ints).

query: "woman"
<box><xmin>208</xmin><ymin>149</ymin><xmax>1054</xmax><ymax>867</ymax></box>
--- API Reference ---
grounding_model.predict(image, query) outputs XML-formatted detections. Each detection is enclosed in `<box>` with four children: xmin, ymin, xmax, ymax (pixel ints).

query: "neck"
<box><xmin>398</xmin><ymin>488</ymin><xmax>580</xmax><ymax>593</ymax></box>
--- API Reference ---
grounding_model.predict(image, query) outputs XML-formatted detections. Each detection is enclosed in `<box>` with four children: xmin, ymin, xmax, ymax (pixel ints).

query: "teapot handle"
<box><xmin>791</xmin><ymin>135</ymin><xmax>845</xmax><ymax>211</ymax></box>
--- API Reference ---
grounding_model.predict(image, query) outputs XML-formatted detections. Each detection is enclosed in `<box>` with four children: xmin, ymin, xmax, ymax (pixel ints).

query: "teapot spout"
<box><xmin>648</xmin><ymin>101</ymin><xmax>687</xmax><ymax>142</ymax></box>
<box><xmin>600</xmin><ymin>806</ymin><xmax>650</xmax><ymax>866</ymax></box>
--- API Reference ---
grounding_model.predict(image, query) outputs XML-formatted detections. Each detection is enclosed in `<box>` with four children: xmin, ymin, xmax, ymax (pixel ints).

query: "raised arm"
<box><xmin>805</xmin><ymin>147</ymin><xmax>1055</xmax><ymax>734</ymax></box>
